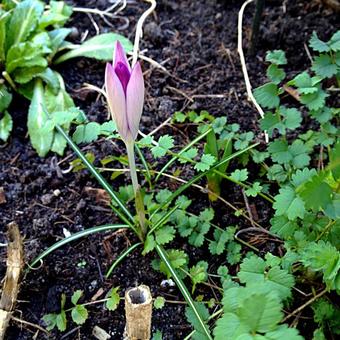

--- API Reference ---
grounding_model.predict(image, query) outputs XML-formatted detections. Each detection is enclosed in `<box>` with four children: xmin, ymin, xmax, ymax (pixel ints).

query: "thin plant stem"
<box><xmin>249</xmin><ymin>0</ymin><xmax>265</xmax><ymax>55</ymax></box>
<box><xmin>125</xmin><ymin>140</ymin><xmax>147</xmax><ymax>239</ymax></box>
<box><xmin>125</xmin><ymin>140</ymin><xmax>139</xmax><ymax>195</ymax></box>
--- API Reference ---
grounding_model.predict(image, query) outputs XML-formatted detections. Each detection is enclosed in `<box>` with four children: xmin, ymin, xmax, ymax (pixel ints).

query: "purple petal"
<box><xmin>126</xmin><ymin>62</ymin><xmax>144</xmax><ymax>140</ymax></box>
<box><xmin>113</xmin><ymin>41</ymin><xmax>131</xmax><ymax>72</ymax></box>
<box><xmin>114</xmin><ymin>61</ymin><xmax>130</xmax><ymax>94</ymax></box>
<box><xmin>105</xmin><ymin>63</ymin><xmax>129</xmax><ymax>140</ymax></box>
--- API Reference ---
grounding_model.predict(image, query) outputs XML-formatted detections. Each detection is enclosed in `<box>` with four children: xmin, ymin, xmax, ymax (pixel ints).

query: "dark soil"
<box><xmin>0</xmin><ymin>0</ymin><xmax>339</xmax><ymax>339</ymax></box>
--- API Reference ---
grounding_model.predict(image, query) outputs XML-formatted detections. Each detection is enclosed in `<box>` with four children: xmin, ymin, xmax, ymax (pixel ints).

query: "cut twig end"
<box><xmin>127</xmin><ymin>286</ymin><xmax>152</xmax><ymax>306</ymax></box>
<box><xmin>125</xmin><ymin>285</ymin><xmax>152</xmax><ymax>340</ymax></box>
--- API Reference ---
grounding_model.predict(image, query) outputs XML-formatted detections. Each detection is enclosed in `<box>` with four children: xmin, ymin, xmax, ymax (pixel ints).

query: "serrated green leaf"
<box><xmin>289</xmin><ymin>140</ymin><xmax>311</xmax><ymax>168</ymax></box>
<box><xmin>268</xmin><ymin>140</ymin><xmax>291</xmax><ymax>164</ymax></box>
<box><xmin>52</xmin><ymin>107</ymin><xmax>81</xmax><ymax>126</ymax></box>
<box><xmin>0</xmin><ymin>111</ymin><xmax>13</xmax><ymax>142</ymax></box>
<box><xmin>270</xmin><ymin>216</ymin><xmax>298</xmax><ymax>238</ymax></box>
<box><xmin>230</xmin><ymin>169</ymin><xmax>248</xmax><ymax>182</ymax></box>
<box><xmin>152</xmin><ymin>330</ymin><xmax>163</xmax><ymax>340</ymax></box>
<box><xmin>309</xmin><ymin>31</ymin><xmax>330</xmax><ymax>53</ymax></box>
<box><xmin>175</xmin><ymin>195</ymin><xmax>192</xmax><ymax>210</ymax></box>
<box><xmin>265</xmin><ymin>325</ymin><xmax>304</xmax><ymax>339</ymax></box>
<box><xmin>310</xmin><ymin>106</ymin><xmax>333</xmax><ymax>124</ymax></box>
<box><xmin>214</xmin><ymin>312</ymin><xmax>249</xmax><ymax>339</ymax></box>
<box><xmin>155</xmin><ymin>249</ymin><xmax>188</xmax><ymax>279</ymax></box>
<box><xmin>106</xmin><ymin>287</ymin><xmax>120</xmax><ymax>311</ymax></box>
<box><xmin>238</xmin><ymin>293</ymin><xmax>282</xmax><ymax>333</ymax></box>
<box><xmin>254</xmin><ymin>83</ymin><xmax>280</xmax><ymax>109</ymax></box>
<box><xmin>42</xmin><ymin>313</ymin><xmax>58</xmax><ymax>331</ymax></box>
<box><xmin>55</xmin><ymin>33</ymin><xmax>133</xmax><ymax>63</ymax></box>
<box><xmin>267</xmin><ymin>164</ymin><xmax>287</xmax><ymax>183</ymax></box>
<box><xmin>199</xmin><ymin>208</ymin><xmax>214</xmax><ymax>222</ymax></box>
<box><xmin>155</xmin><ymin>226</ymin><xmax>175</xmax><ymax>245</ymax></box>
<box><xmin>179</xmin><ymin>147</ymin><xmax>198</xmax><ymax>163</ymax></box>
<box><xmin>212</xmin><ymin>117</ymin><xmax>227</xmax><ymax>134</ymax></box>
<box><xmin>281</xmin><ymin>107</ymin><xmax>302</xmax><ymax>130</ymax></box>
<box><xmin>300</xmin><ymin>86</ymin><xmax>328</xmax><ymax>111</ymax></box>
<box><xmin>143</xmin><ymin>234</ymin><xmax>156</xmax><ymax>254</ymax></box>
<box><xmin>291</xmin><ymin>168</ymin><xmax>317</xmax><ymax>187</ymax></box>
<box><xmin>154</xmin><ymin>296</ymin><xmax>165</xmax><ymax>309</ymax></box>
<box><xmin>260</xmin><ymin>112</ymin><xmax>281</xmax><ymax>137</ymax></box>
<box><xmin>71</xmin><ymin>290</ymin><xmax>83</xmax><ymax>305</ymax></box>
<box><xmin>265</xmin><ymin>50</ymin><xmax>287</xmax><ymax>65</ymax></box>
<box><xmin>292</xmin><ymin>71</ymin><xmax>313</xmax><ymax>88</ymax></box>
<box><xmin>72</xmin><ymin>122</ymin><xmax>101</xmax><ymax>144</ymax></box>
<box><xmin>301</xmin><ymin>241</ymin><xmax>340</xmax><ymax>290</ymax></box>
<box><xmin>155</xmin><ymin>189</ymin><xmax>172</xmax><ymax>204</ymax></box>
<box><xmin>190</xmin><ymin>261</ymin><xmax>208</xmax><ymax>293</ymax></box>
<box><xmin>226</xmin><ymin>242</ymin><xmax>242</xmax><ymax>265</ymax></box>
<box><xmin>273</xmin><ymin>186</ymin><xmax>305</xmax><ymax>220</ymax></box>
<box><xmin>245</xmin><ymin>182</ymin><xmax>262</xmax><ymax>197</ymax></box>
<box><xmin>185</xmin><ymin>302</ymin><xmax>210</xmax><ymax>340</ymax></box>
<box><xmin>298</xmin><ymin>174</ymin><xmax>333</xmax><ymax>211</ymax></box>
<box><xmin>151</xmin><ymin>135</ymin><xmax>174</xmax><ymax>158</ymax></box>
<box><xmin>330</xmin><ymin>31</ymin><xmax>340</xmax><ymax>52</ymax></box>
<box><xmin>56</xmin><ymin>310</ymin><xmax>67</xmax><ymax>331</ymax></box>
<box><xmin>173</xmin><ymin>111</ymin><xmax>186</xmax><ymax>123</ymax></box>
<box><xmin>266</xmin><ymin>64</ymin><xmax>286</xmax><ymax>84</ymax></box>
<box><xmin>71</xmin><ymin>304</ymin><xmax>88</xmax><ymax>325</ymax></box>
<box><xmin>194</xmin><ymin>153</ymin><xmax>216</xmax><ymax>172</ymax></box>
<box><xmin>312</xmin><ymin>54</ymin><xmax>338</xmax><ymax>78</ymax></box>
<box><xmin>13</xmin><ymin>66</ymin><xmax>45</xmax><ymax>84</ymax></box>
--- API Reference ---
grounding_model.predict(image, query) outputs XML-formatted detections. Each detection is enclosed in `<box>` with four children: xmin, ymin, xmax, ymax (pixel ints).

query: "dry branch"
<box><xmin>0</xmin><ymin>222</ymin><xmax>24</xmax><ymax>340</ymax></box>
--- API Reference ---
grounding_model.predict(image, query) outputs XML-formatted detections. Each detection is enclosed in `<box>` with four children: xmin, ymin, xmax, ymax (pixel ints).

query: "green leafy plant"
<box><xmin>29</xmin><ymin>23</ymin><xmax>340</xmax><ymax>338</ymax></box>
<box><xmin>42</xmin><ymin>287</ymin><xmax>121</xmax><ymax>332</ymax></box>
<box><xmin>0</xmin><ymin>0</ymin><xmax>132</xmax><ymax>156</ymax></box>
<box><xmin>43</xmin><ymin>290</ymin><xmax>89</xmax><ymax>331</ymax></box>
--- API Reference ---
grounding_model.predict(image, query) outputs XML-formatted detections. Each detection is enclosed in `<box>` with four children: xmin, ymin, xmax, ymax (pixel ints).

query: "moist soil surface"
<box><xmin>0</xmin><ymin>0</ymin><xmax>339</xmax><ymax>339</ymax></box>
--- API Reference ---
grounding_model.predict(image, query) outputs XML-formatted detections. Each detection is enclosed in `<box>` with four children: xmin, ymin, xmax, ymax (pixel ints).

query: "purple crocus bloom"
<box><xmin>105</xmin><ymin>41</ymin><xmax>144</xmax><ymax>142</ymax></box>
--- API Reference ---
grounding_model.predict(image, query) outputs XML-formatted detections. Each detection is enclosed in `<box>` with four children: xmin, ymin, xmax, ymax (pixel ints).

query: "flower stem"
<box><xmin>126</xmin><ymin>140</ymin><xmax>139</xmax><ymax>195</ymax></box>
<box><xmin>126</xmin><ymin>140</ymin><xmax>147</xmax><ymax>240</ymax></box>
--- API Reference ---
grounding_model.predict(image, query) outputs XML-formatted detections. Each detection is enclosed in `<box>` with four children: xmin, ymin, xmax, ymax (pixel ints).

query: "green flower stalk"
<box><xmin>105</xmin><ymin>41</ymin><xmax>146</xmax><ymax>239</ymax></box>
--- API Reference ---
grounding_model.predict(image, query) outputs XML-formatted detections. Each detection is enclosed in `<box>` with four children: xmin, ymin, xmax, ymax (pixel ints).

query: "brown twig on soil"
<box><xmin>165</xmin><ymin>85</ymin><xmax>194</xmax><ymax>102</ymax></box>
<box><xmin>283</xmin><ymin>84</ymin><xmax>301</xmax><ymax>102</ymax></box>
<box><xmin>11</xmin><ymin>316</ymin><xmax>49</xmax><ymax>336</ymax></box>
<box><xmin>237</xmin><ymin>0</ymin><xmax>269</xmax><ymax>143</ymax></box>
<box><xmin>241</xmin><ymin>188</ymin><xmax>255</xmax><ymax>227</ymax></box>
<box><xmin>303</xmin><ymin>43</ymin><xmax>313</xmax><ymax>63</ymax></box>
<box><xmin>282</xmin><ymin>288</ymin><xmax>328</xmax><ymax>322</ymax></box>
<box><xmin>0</xmin><ymin>222</ymin><xmax>24</xmax><ymax>340</ymax></box>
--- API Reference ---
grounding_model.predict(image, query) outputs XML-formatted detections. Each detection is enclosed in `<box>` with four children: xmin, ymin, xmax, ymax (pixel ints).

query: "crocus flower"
<box><xmin>105</xmin><ymin>41</ymin><xmax>144</xmax><ymax>143</ymax></box>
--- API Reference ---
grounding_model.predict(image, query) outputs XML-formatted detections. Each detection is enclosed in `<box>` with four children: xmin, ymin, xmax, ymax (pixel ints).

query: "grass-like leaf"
<box><xmin>106</xmin><ymin>242</ymin><xmax>142</xmax><ymax>278</ymax></box>
<box><xmin>155</xmin><ymin>245</ymin><xmax>213</xmax><ymax>340</ymax></box>
<box><xmin>30</xmin><ymin>224</ymin><xmax>128</xmax><ymax>269</ymax></box>
<box><xmin>55</xmin><ymin>124</ymin><xmax>135</xmax><ymax>225</ymax></box>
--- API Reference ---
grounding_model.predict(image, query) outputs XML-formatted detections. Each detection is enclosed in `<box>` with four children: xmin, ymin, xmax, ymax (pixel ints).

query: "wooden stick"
<box><xmin>124</xmin><ymin>285</ymin><xmax>152</xmax><ymax>340</ymax></box>
<box><xmin>0</xmin><ymin>222</ymin><xmax>24</xmax><ymax>340</ymax></box>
